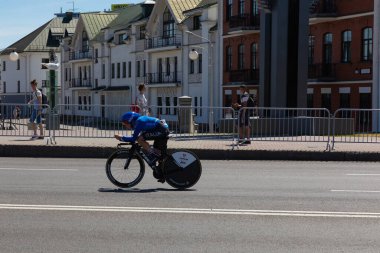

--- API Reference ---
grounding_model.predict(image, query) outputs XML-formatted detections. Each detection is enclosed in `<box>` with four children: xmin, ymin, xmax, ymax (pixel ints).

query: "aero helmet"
<box><xmin>120</xmin><ymin>111</ymin><xmax>140</xmax><ymax>123</ymax></box>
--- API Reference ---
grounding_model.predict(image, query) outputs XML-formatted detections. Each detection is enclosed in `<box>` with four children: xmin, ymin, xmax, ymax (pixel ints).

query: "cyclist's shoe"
<box><xmin>153</xmin><ymin>169</ymin><xmax>165</xmax><ymax>183</ymax></box>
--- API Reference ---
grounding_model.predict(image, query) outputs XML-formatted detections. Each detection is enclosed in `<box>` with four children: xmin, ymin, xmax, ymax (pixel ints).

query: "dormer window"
<box><xmin>193</xmin><ymin>16</ymin><xmax>201</xmax><ymax>30</ymax></box>
<box><xmin>82</xmin><ymin>31</ymin><xmax>89</xmax><ymax>52</ymax></box>
<box><xmin>163</xmin><ymin>8</ymin><xmax>175</xmax><ymax>38</ymax></box>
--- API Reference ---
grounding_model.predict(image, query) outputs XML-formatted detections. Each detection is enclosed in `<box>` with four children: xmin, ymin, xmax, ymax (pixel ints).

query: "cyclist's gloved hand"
<box><xmin>114</xmin><ymin>134</ymin><xmax>122</xmax><ymax>141</ymax></box>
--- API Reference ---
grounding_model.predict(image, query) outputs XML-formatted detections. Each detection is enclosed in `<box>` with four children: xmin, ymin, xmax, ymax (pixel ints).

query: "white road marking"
<box><xmin>347</xmin><ymin>174</ymin><xmax>380</xmax><ymax>176</ymax></box>
<box><xmin>0</xmin><ymin>168</ymin><xmax>78</xmax><ymax>171</ymax></box>
<box><xmin>331</xmin><ymin>190</ymin><xmax>380</xmax><ymax>193</ymax></box>
<box><xmin>0</xmin><ymin>204</ymin><xmax>380</xmax><ymax>218</ymax></box>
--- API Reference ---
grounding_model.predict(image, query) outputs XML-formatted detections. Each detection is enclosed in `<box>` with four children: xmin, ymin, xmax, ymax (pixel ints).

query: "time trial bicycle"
<box><xmin>105</xmin><ymin>142</ymin><xmax>202</xmax><ymax>189</ymax></box>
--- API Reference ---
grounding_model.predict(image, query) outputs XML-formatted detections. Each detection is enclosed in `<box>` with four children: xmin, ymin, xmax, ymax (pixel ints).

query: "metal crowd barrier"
<box><xmin>0</xmin><ymin>103</ymin><xmax>52</xmax><ymax>142</ymax></box>
<box><xmin>236</xmin><ymin>107</ymin><xmax>332</xmax><ymax>150</ymax></box>
<box><xmin>332</xmin><ymin>109</ymin><xmax>380</xmax><ymax>149</ymax></box>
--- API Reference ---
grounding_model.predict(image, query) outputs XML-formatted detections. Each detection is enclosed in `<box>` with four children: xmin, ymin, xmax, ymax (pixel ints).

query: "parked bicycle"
<box><xmin>105</xmin><ymin>142</ymin><xmax>202</xmax><ymax>189</ymax></box>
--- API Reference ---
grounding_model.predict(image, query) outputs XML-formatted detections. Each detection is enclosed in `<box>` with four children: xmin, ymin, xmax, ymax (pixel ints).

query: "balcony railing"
<box><xmin>229</xmin><ymin>14</ymin><xmax>260</xmax><ymax>30</ymax></box>
<box><xmin>310</xmin><ymin>0</ymin><xmax>337</xmax><ymax>16</ymax></box>
<box><xmin>69</xmin><ymin>51</ymin><xmax>93</xmax><ymax>61</ymax></box>
<box><xmin>70</xmin><ymin>78</ymin><xmax>93</xmax><ymax>88</ymax></box>
<box><xmin>145</xmin><ymin>72</ymin><xmax>181</xmax><ymax>84</ymax></box>
<box><xmin>145</xmin><ymin>36</ymin><xmax>181</xmax><ymax>50</ymax></box>
<box><xmin>229</xmin><ymin>69</ymin><xmax>259</xmax><ymax>83</ymax></box>
<box><xmin>308</xmin><ymin>64</ymin><xmax>336</xmax><ymax>81</ymax></box>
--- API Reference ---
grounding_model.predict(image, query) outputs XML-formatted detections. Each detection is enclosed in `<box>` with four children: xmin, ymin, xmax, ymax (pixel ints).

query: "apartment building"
<box><xmin>222</xmin><ymin>0</ymin><xmax>374</xmax><ymax>112</ymax></box>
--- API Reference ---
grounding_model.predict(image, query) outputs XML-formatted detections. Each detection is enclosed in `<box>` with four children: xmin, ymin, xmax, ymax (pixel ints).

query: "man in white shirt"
<box><xmin>28</xmin><ymin>80</ymin><xmax>44</xmax><ymax>139</ymax></box>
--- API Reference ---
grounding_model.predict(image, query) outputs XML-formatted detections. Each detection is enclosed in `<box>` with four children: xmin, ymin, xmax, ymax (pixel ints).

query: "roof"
<box><xmin>1</xmin><ymin>15</ymin><xmax>78</xmax><ymax>55</ymax></box>
<box><xmin>106</xmin><ymin>4</ymin><xmax>154</xmax><ymax>31</ymax></box>
<box><xmin>80</xmin><ymin>12</ymin><xmax>119</xmax><ymax>40</ymax></box>
<box><xmin>182</xmin><ymin>0</ymin><xmax>217</xmax><ymax>15</ymax></box>
<box><xmin>167</xmin><ymin>0</ymin><xmax>203</xmax><ymax>23</ymax></box>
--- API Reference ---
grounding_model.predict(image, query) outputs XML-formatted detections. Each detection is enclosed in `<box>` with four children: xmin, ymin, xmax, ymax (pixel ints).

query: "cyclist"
<box><xmin>114</xmin><ymin>111</ymin><xmax>169</xmax><ymax>182</ymax></box>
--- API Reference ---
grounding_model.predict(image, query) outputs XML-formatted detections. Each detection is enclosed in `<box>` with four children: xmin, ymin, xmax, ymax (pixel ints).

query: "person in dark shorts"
<box><xmin>233</xmin><ymin>85</ymin><xmax>251</xmax><ymax>144</ymax></box>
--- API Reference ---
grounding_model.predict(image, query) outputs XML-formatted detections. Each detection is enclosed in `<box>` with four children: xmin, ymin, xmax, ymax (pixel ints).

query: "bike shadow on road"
<box><xmin>98</xmin><ymin>187</ymin><xmax>196</xmax><ymax>193</ymax></box>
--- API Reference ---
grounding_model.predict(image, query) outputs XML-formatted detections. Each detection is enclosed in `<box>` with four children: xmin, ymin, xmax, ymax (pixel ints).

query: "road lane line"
<box><xmin>331</xmin><ymin>190</ymin><xmax>380</xmax><ymax>193</ymax></box>
<box><xmin>347</xmin><ymin>174</ymin><xmax>380</xmax><ymax>176</ymax></box>
<box><xmin>1</xmin><ymin>204</ymin><xmax>380</xmax><ymax>218</ymax></box>
<box><xmin>0</xmin><ymin>168</ymin><xmax>78</xmax><ymax>171</ymax></box>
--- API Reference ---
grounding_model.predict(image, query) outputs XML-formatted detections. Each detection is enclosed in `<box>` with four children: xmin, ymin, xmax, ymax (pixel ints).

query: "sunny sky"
<box><xmin>0</xmin><ymin>0</ymin><xmax>139</xmax><ymax>49</ymax></box>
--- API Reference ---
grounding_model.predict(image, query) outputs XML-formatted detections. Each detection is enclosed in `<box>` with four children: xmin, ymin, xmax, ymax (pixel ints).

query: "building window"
<box><xmin>226</xmin><ymin>46</ymin><xmax>232</xmax><ymax>71</ymax></box>
<box><xmin>321</xmin><ymin>93</ymin><xmax>331</xmax><ymax>112</ymax></box>
<box><xmin>193</xmin><ymin>16</ymin><xmax>201</xmax><ymax>30</ymax></box>
<box><xmin>308</xmin><ymin>35</ymin><xmax>315</xmax><ymax>65</ymax></box>
<box><xmin>252</xmin><ymin>0</ymin><xmax>259</xmax><ymax>15</ymax></box>
<box><xmin>2</xmin><ymin>61</ymin><xmax>5</xmax><ymax>71</ymax></box>
<box><xmin>95</xmin><ymin>49</ymin><xmax>98</xmax><ymax>59</ymax></box>
<box><xmin>238</xmin><ymin>44</ymin><xmax>245</xmax><ymax>70</ymax></box>
<box><xmin>251</xmin><ymin>43</ymin><xmax>258</xmax><ymax>70</ymax></box>
<box><xmin>239</xmin><ymin>0</ymin><xmax>245</xmax><ymax>15</ymax></box>
<box><xmin>342</xmin><ymin>30</ymin><xmax>352</xmax><ymax>63</ymax></box>
<box><xmin>137</xmin><ymin>61</ymin><xmax>141</xmax><ymax>77</ymax></box>
<box><xmin>173</xmin><ymin>96</ymin><xmax>178</xmax><ymax>115</ymax></box>
<box><xmin>340</xmin><ymin>93</ymin><xmax>350</xmax><ymax>108</ymax></box>
<box><xmin>117</xmin><ymin>63</ymin><xmax>120</xmax><ymax>78</ymax></box>
<box><xmin>143</xmin><ymin>60</ymin><xmax>146</xmax><ymax>77</ymax></box>
<box><xmin>111</xmin><ymin>63</ymin><xmax>115</xmax><ymax>79</ymax></box>
<box><xmin>139</xmin><ymin>25</ymin><xmax>146</xmax><ymax>40</ymax></box>
<box><xmin>307</xmin><ymin>94</ymin><xmax>314</xmax><ymax>108</ymax></box>
<box><xmin>82</xmin><ymin>31</ymin><xmax>89</xmax><ymax>52</ymax></box>
<box><xmin>102</xmin><ymin>64</ymin><xmax>106</xmax><ymax>79</ymax></box>
<box><xmin>190</xmin><ymin>59</ymin><xmax>195</xmax><ymax>74</ymax></box>
<box><xmin>362</xmin><ymin>27</ymin><xmax>373</xmax><ymax>61</ymax></box>
<box><xmin>157</xmin><ymin>97</ymin><xmax>163</xmax><ymax>115</ymax></box>
<box><xmin>198</xmin><ymin>54</ymin><xmax>202</xmax><ymax>73</ymax></box>
<box><xmin>88</xmin><ymin>96</ymin><xmax>92</xmax><ymax>109</ymax></box>
<box><xmin>226</xmin><ymin>0</ymin><xmax>233</xmax><ymax>21</ymax></box>
<box><xmin>78</xmin><ymin>96</ymin><xmax>82</xmax><ymax>110</ymax></box>
<box><xmin>17</xmin><ymin>81</ymin><xmax>20</xmax><ymax>93</ymax></box>
<box><xmin>323</xmin><ymin>33</ymin><xmax>333</xmax><ymax>64</ymax></box>
<box><xmin>163</xmin><ymin>8</ymin><xmax>175</xmax><ymax>38</ymax></box>
<box><xmin>194</xmin><ymin>97</ymin><xmax>198</xmax><ymax>116</ymax></box>
<box><xmin>123</xmin><ymin>62</ymin><xmax>126</xmax><ymax>78</ymax></box>
<box><xmin>128</xmin><ymin>62</ymin><xmax>132</xmax><ymax>78</ymax></box>
<box><xmin>65</xmin><ymin>68</ymin><xmax>68</xmax><ymax>81</ymax></box>
<box><xmin>165</xmin><ymin>97</ymin><xmax>170</xmax><ymax>114</ymax></box>
<box><xmin>166</xmin><ymin>58</ymin><xmax>170</xmax><ymax>76</ymax></box>
<box><xmin>42</xmin><ymin>58</ymin><xmax>49</xmax><ymax>69</ymax></box>
<box><xmin>17</xmin><ymin>59</ymin><xmax>20</xmax><ymax>70</ymax></box>
<box><xmin>84</xmin><ymin>96</ymin><xmax>87</xmax><ymax>111</ymax></box>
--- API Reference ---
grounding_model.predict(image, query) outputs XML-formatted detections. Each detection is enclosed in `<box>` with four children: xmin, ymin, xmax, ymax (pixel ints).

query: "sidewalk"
<box><xmin>0</xmin><ymin>135</ymin><xmax>379</xmax><ymax>161</ymax></box>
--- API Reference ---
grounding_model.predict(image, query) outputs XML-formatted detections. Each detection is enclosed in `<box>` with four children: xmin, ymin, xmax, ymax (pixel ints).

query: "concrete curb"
<box><xmin>1</xmin><ymin>144</ymin><xmax>380</xmax><ymax>161</ymax></box>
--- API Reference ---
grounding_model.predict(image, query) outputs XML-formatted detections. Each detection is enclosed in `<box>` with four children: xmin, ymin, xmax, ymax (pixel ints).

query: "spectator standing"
<box><xmin>136</xmin><ymin>83</ymin><xmax>149</xmax><ymax>116</ymax></box>
<box><xmin>28</xmin><ymin>80</ymin><xmax>44</xmax><ymax>139</ymax></box>
<box><xmin>233</xmin><ymin>85</ymin><xmax>251</xmax><ymax>144</ymax></box>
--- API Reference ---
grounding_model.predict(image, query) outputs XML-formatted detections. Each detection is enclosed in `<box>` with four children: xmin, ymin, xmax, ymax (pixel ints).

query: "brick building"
<box><xmin>222</xmin><ymin>0</ymin><xmax>374</xmax><ymax>112</ymax></box>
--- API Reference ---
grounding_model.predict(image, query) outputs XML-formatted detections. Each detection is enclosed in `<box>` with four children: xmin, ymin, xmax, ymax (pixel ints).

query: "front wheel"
<box><xmin>162</xmin><ymin>150</ymin><xmax>202</xmax><ymax>189</ymax></box>
<box><xmin>105</xmin><ymin>150</ymin><xmax>145</xmax><ymax>188</ymax></box>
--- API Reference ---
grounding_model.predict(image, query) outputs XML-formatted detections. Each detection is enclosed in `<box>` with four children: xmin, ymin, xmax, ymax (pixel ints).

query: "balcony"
<box><xmin>229</xmin><ymin>14</ymin><xmax>260</xmax><ymax>32</ymax></box>
<box><xmin>69</xmin><ymin>51</ymin><xmax>93</xmax><ymax>61</ymax></box>
<box><xmin>145</xmin><ymin>72</ymin><xmax>181</xmax><ymax>85</ymax></box>
<box><xmin>229</xmin><ymin>69</ymin><xmax>259</xmax><ymax>84</ymax></box>
<box><xmin>70</xmin><ymin>78</ymin><xmax>93</xmax><ymax>88</ymax></box>
<box><xmin>310</xmin><ymin>0</ymin><xmax>337</xmax><ymax>18</ymax></box>
<box><xmin>308</xmin><ymin>64</ymin><xmax>336</xmax><ymax>81</ymax></box>
<box><xmin>145</xmin><ymin>36</ymin><xmax>181</xmax><ymax>50</ymax></box>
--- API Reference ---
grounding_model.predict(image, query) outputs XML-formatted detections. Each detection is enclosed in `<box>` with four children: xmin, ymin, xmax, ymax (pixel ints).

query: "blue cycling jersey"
<box><xmin>121</xmin><ymin>116</ymin><xmax>168</xmax><ymax>142</ymax></box>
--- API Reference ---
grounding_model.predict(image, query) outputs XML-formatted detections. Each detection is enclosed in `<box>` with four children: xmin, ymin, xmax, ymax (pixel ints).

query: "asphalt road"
<box><xmin>1</xmin><ymin>158</ymin><xmax>380</xmax><ymax>252</ymax></box>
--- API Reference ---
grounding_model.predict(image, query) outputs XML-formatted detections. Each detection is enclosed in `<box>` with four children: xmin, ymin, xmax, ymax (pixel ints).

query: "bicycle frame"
<box><xmin>117</xmin><ymin>142</ymin><xmax>161</xmax><ymax>171</ymax></box>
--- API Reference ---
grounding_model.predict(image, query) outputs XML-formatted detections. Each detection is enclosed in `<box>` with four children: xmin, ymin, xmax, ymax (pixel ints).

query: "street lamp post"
<box><xmin>185</xmin><ymin>30</ymin><xmax>214</xmax><ymax>133</ymax></box>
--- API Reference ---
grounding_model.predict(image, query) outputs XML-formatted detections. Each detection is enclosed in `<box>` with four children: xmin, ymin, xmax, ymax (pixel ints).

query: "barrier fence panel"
<box><xmin>0</xmin><ymin>103</ymin><xmax>51</xmax><ymax>139</ymax></box>
<box><xmin>147</xmin><ymin>105</ymin><xmax>236</xmax><ymax>142</ymax></box>
<box><xmin>51</xmin><ymin>104</ymin><xmax>139</xmax><ymax>140</ymax></box>
<box><xmin>332</xmin><ymin>109</ymin><xmax>380</xmax><ymax>149</ymax></box>
<box><xmin>237</xmin><ymin>107</ymin><xmax>331</xmax><ymax>148</ymax></box>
